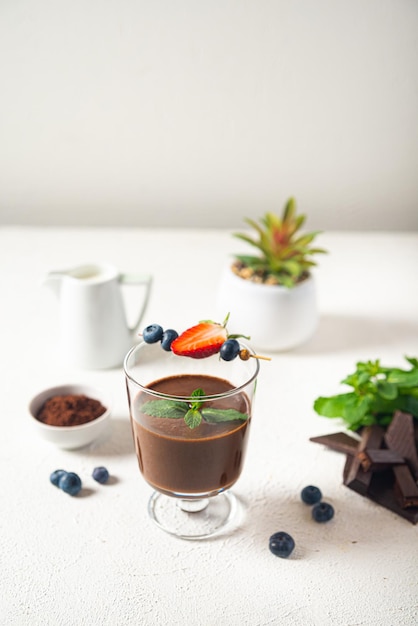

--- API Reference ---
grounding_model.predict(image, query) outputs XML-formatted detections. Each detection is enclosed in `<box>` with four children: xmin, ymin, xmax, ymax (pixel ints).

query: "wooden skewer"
<box><xmin>251</xmin><ymin>354</ymin><xmax>271</xmax><ymax>361</ymax></box>
<box><xmin>239</xmin><ymin>348</ymin><xmax>271</xmax><ymax>361</ymax></box>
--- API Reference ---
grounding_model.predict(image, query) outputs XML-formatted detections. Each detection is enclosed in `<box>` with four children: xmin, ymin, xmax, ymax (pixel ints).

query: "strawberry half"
<box><xmin>171</xmin><ymin>322</ymin><xmax>228</xmax><ymax>359</ymax></box>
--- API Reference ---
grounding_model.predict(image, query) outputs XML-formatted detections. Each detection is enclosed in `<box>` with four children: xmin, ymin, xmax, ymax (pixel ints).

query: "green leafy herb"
<box><xmin>141</xmin><ymin>387</ymin><xmax>248</xmax><ymax>429</ymax></box>
<box><xmin>141</xmin><ymin>400</ymin><xmax>189</xmax><ymax>419</ymax></box>
<box><xmin>201</xmin><ymin>408</ymin><xmax>248</xmax><ymax>423</ymax></box>
<box><xmin>313</xmin><ymin>356</ymin><xmax>418</xmax><ymax>431</ymax></box>
<box><xmin>190</xmin><ymin>388</ymin><xmax>205</xmax><ymax>407</ymax></box>
<box><xmin>184</xmin><ymin>409</ymin><xmax>202</xmax><ymax>429</ymax></box>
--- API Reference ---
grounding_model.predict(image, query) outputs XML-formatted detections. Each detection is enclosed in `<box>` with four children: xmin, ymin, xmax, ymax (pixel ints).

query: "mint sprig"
<box><xmin>141</xmin><ymin>387</ymin><xmax>248</xmax><ymax>429</ymax></box>
<box><xmin>313</xmin><ymin>356</ymin><xmax>418</xmax><ymax>431</ymax></box>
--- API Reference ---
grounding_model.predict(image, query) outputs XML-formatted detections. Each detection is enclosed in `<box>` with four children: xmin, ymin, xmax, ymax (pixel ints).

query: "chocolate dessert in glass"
<box><xmin>124</xmin><ymin>322</ymin><xmax>260</xmax><ymax>540</ymax></box>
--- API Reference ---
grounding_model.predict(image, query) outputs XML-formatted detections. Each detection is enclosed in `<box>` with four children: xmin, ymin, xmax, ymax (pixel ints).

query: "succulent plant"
<box><xmin>232</xmin><ymin>197</ymin><xmax>327</xmax><ymax>287</ymax></box>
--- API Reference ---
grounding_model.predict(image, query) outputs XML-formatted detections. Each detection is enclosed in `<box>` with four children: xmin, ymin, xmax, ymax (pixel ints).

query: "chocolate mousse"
<box><xmin>129</xmin><ymin>374</ymin><xmax>252</xmax><ymax>496</ymax></box>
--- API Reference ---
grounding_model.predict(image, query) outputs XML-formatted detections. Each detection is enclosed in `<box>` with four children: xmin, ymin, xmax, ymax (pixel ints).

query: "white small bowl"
<box><xmin>29</xmin><ymin>384</ymin><xmax>112</xmax><ymax>450</ymax></box>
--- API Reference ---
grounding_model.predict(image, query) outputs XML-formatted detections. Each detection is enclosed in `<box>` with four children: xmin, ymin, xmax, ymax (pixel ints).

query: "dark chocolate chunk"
<box><xmin>343</xmin><ymin>426</ymin><xmax>384</xmax><ymax>493</ymax></box>
<box><xmin>357</xmin><ymin>448</ymin><xmax>405</xmax><ymax>472</ymax></box>
<box><xmin>311</xmin><ymin>416</ymin><xmax>418</xmax><ymax>523</ymax></box>
<box><xmin>343</xmin><ymin>454</ymin><xmax>373</xmax><ymax>495</ymax></box>
<box><xmin>359</xmin><ymin>425</ymin><xmax>385</xmax><ymax>451</ymax></box>
<box><xmin>346</xmin><ymin>469</ymin><xmax>418</xmax><ymax>524</ymax></box>
<box><xmin>392</xmin><ymin>464</ymin><xmax>418</xmax><ymax>509</ymax></box>
<box><xmin>344</xmin><ymin>426</ymin><xmax>383</xmax><ymax>488</ymax></box>
<box><xmin>309</xmin><ymin>432</ymin><xmax>360</xmax><ymax>455</ymax></box>
<box><xmin>384</xmin><ymin>411</ymin><xmax>418</xmax><ymax>479</ymax></box>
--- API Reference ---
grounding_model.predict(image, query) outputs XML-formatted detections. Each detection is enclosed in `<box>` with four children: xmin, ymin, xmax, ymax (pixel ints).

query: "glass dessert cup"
<box><xmin>124</xmin><ymin>341</ymin><xmax>259</xmax><ymax>540</ymax></box>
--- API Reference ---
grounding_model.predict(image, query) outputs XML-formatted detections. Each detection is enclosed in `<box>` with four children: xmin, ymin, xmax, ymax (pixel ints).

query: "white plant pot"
<box><xmin>216</xmin><ymin>267</ymin><xmax>318</xmax><ymax>352</ymax></box>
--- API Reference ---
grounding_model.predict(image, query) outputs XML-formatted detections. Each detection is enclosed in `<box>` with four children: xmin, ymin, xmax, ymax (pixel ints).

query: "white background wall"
<box><xmin>0</xmin><ymin>0</ymin><xmax>417</xmax><ymax>230</ymax></box>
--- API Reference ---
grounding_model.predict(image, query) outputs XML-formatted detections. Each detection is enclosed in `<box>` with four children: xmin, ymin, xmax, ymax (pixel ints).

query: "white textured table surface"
<box><xmin>1</xmin><ymin>226</ymin><xmax>418</xmax><ymax>626</ymax></box>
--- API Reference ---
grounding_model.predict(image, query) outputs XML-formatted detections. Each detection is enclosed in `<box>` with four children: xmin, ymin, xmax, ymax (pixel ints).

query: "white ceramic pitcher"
<box><xmin>44</xmin><ymin>263</ymin><xmax>152</xmax><ymax>369</ymax></box>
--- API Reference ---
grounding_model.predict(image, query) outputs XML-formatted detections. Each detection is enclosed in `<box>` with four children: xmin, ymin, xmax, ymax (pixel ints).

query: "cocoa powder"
<box><xmin>36</xmin><ymin>394</ymin><xmax>107</xmax><ymax>427</ymax></box>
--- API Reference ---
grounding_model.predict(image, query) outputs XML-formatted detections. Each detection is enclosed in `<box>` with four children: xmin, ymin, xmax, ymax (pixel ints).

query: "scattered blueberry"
<box><xmin>269</xmin><ymin>531</ymin><xmax>295</xmax><ymax>558</ymax></box>
<box><xmin>301</xmin><ymin>485</ymin><xmax>322</xmax><ymax>505</ymax></box>
<box><xmin>58</xmin><ymin>472</ymin><xmax>82</xmax><ymax>496</ymax></box>
<box><xmin>312</xmin><ymin>501</ymin><xmax>334</xmax><ymax>522</ymax></box>
<box><xmin>142</xmin><ymin>324</ymin><xmax>164</xmax><ymax>344</ymax></box>
<box><xmin>219</xmin><ymin>338</ymin><xmax>241</xmax><ymax>361</ymax></box>
<box><xmin>50</xmin><ymin>469</ymin><xmax>67</xmax><ymax>487</ymax></box>
<box><xmin>92</xmin><ymin>466</ymin><xmax>109</xmax><ymax>484</ymax></box>
<box><xmin>161</xmin><ymin>329</ymin><xmax>179</xmax><ymax>351</ymax></box>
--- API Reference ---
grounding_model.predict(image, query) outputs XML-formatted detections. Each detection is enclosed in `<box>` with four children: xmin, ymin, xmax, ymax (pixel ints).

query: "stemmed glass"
<box><xmin>124</xmin><ymin>340</ymin><xmax>259</xmax><ymax>540</ymax></box>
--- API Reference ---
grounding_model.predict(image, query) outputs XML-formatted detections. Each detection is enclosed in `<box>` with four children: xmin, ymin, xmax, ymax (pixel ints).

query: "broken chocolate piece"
<box><xmin>384</xmin><ymin>411</ymin><xmax>418</xmax><ymax>479</ymax></box>
<box><xmin>357</xmin><ymin>448</ymin><xmax>405</xmax><ymax>472</ymax></box>
<box><xmin>358</xmin><ymin>424</ymin><xmax>385</xmax><ymax>450</ymax></box>
<box><xmin>343</xmin><ymin>425</ymin><xmax>385</xmax><ymax>491</ymax></box>
<box><xmin>392</xmin><ymin>464</ymin><xmax>418</xmax><ymax>508</ymax></box>
<box><xmin>309</xmin><ymin>432</ymin><xmax>360</xmax><ymax>455</ymax></box>
<box><xmin>311</xmin><ymin>415</ymin><xmax>418</xmax><ymax>524</ymax></box>
<box><xmin>343</xmin><ymin>454</ymin><xmax>373</xmax><ymax>495</ymax></box>
<box><xmin>346</xmin><ymin>469</ymin><xmax>418</xmax><ymax>524</ymax></box>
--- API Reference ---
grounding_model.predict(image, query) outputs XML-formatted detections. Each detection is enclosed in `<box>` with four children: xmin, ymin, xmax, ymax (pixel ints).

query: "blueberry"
<box><xmin>142</xmin><ymin>324</ymin><xmax>164</xmax><ymax>344</ymax></box>
<box><xmin>269</xmin><ymin>531</ymin><xmax>295</xmax><ymax>558</ymax></box>
<box><xmin>50</xmin><ymin>469</ymin><xmax>67</xmax><ymax>487</ymax></box>
<box><xmin>301</xmin><ymin>485</ymin><xmax>322</xmax><ymax>505</ymax></box>
<box><xmin>92</xmin><ymin>466</ymin><xmax>109</xmax><ymax>484</ymax></box>
<box><xmin>220</xmin><ymin>339</ymin><xmax>240</xmax><ymax>361</ymax></box>
<box><xmin>58</xmin><ymin>472</ymin><xmax>82</xmax><ymax>496</ymax></box>
<box><xmin>312</xmin><ymin>501</ymin><xmax>334</xmax><ymax>522</ymax></box>
<box><xmin>161</xmin><ymin>329</ymin><xmax>178</xmax><ymax>351</ymax></box>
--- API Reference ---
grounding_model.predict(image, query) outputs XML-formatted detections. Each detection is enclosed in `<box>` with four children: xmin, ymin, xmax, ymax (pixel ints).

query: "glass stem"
<box><xmin>178</xmin><ymin>498</ymin><xmax>209</xmax><ymax>513</ymax></box>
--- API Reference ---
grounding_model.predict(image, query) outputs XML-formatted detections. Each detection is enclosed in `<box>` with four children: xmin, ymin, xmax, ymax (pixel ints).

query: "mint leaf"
<box><xmin>405</xmin><ymin>356</ymin><xmax>418</xmax><ymax>368</ymax></box>
<box><xmin>184</xmin><ymin>409</ymin><xmax>202</xmax><ymax>429</ymax></box>
<box><xmin>314</xmin><ymin>393</ymin><xmax>373</xmax><ymax>429</ymax></box>
<box><xmin>376</xmin><ymin>381</ymin><xmax>398</xmax><ymax>400</ymax></box>
<box><xmin>313</xmin><ymin>393</ymin><xmax>356</xmax><ymax>418</ymax></box>
<box><xmin>190</xmin><ymin>388</ymin><xmax>205</xmax><ymax>411</ymax></box>
<box><xmin>141</xmin><ymin>400</ymin><xmax>189</xmax><ymax>419</ymax></box>
<box><xmin>387</xmin><ymin>369</ymin><xmax>418</xmax><ymax>387</ymax></box>
<box><xmin>404</xmin><ymin>395</ymin><xmax>418</xmax><ymax>415</ymax></box>
<box><xmin>202</xmin><ymin>408</ymin><xmax>248</xmax><ymax>423</ymax></box>
<box><xmin>340</xmin><ymin>394</ymin><xmax>374</xmax><ymax>428</ymax></box>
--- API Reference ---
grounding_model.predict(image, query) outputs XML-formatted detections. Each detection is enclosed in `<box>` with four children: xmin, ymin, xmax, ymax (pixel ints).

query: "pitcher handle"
<box><xmin>119</xmin><ymin>273</ymin><xmax>153</xmax><ymax>334</ymax></box>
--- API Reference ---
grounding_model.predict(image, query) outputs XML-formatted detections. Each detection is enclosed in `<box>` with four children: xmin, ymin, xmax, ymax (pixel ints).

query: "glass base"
<box><xmin>148</xmin><ymin>490</ymin><xmax>238</xmax><ymax>540</ymax></box>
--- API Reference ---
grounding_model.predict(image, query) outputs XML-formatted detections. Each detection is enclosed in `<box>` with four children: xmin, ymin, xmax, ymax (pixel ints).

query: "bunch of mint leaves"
<box><xmin>141</xmin><ymin>388</ymin><xmax>248</xmax><ymax>429</ymax></box>
<box><xmin>313</xmin><ymin>357</ymin><xmax>418</xmax><ymax>431</ymax></box>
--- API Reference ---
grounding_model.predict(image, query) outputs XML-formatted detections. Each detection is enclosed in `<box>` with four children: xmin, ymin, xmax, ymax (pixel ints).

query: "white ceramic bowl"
<box><xmin>29</xmin><ymin>384</ymin><xmax>112</xmax><ymax>450</ymax></box>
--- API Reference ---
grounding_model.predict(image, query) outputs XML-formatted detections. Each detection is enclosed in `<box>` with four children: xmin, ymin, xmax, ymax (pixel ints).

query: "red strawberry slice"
<box><xmin>171</xmin><ymin>322</ymin><xmax>228</xmax><ymax>359</ymax></box>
